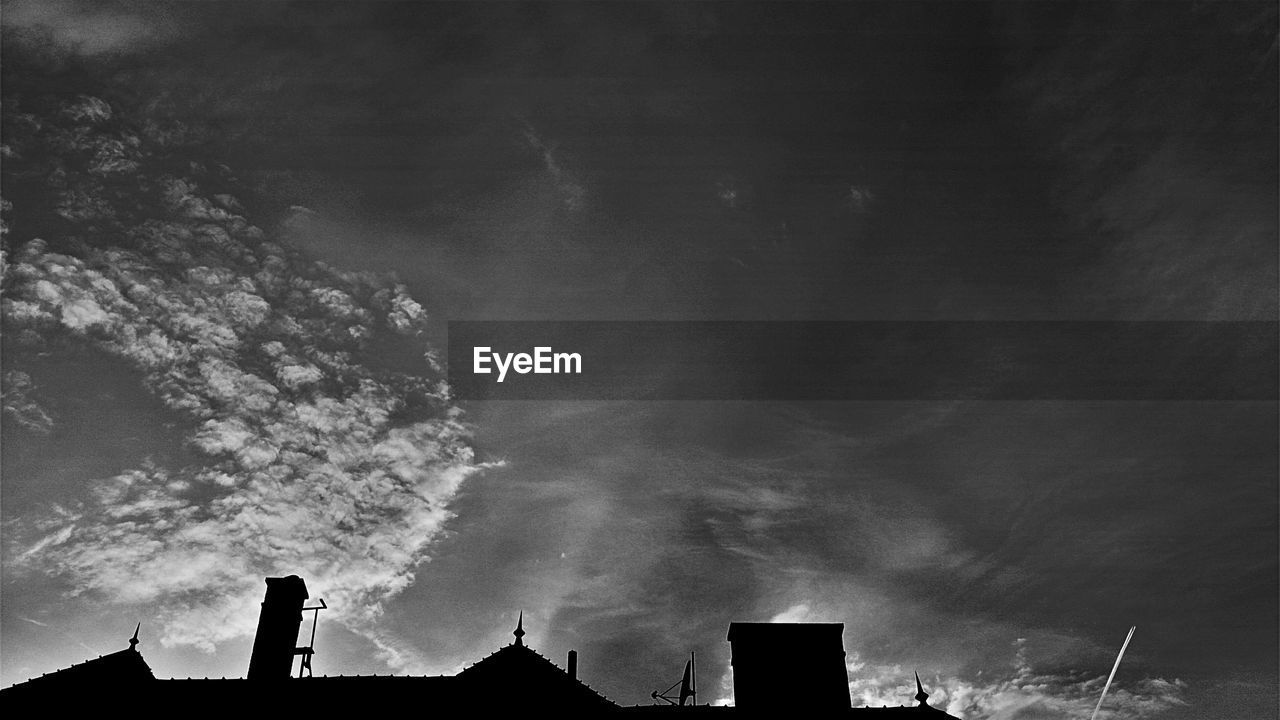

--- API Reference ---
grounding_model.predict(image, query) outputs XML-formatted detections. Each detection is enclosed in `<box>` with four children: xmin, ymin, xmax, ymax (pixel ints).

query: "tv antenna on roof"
<box><xmin>1089</xmin><ymin>626</ymin><xmax>1136</xmax><ymax>720</ymax></box>
<box><xmin>294</xmin><ymin>598</ymin><xmax>327</xmax><ymax>678</ymax></box>
<box><xmin>651</xmin><ymin>651</ymin><xmax>697</xmax><ymax>706</ymax></box>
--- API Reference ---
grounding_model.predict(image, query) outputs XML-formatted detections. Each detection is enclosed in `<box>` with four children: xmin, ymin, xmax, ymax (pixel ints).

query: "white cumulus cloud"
<box><xmin>1</xmin><ymin>94</ymin><xmax>486</xmax><ymax>655</ymax></box>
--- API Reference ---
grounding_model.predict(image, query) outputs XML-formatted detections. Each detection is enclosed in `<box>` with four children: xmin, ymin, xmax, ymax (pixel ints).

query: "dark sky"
<box><xmin>1</xmin><ymin>2</ymin><xmax>1276</xmax><ymax>718</ymax></box>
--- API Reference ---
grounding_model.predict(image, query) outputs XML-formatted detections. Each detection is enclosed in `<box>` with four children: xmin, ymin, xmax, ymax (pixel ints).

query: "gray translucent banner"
<box><xmin>447</xmin><ymin>321</ymin><xmax>1278</xmax><ymax>401</ymax></box>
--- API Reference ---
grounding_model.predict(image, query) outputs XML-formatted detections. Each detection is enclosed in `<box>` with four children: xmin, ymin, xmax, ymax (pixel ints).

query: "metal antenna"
<box><xmin>1090</xmin><ymin>626</ymin><xmax>1136</xmax><ymax>720</ymax></box>
<box><xmin>651</xmin><ymin>652</ymin><xmax>697</xmax><ymax>706</ymax></box>
<box><xmin>690</xmin><ymin>650</ymin><xmax>697</xmax><ymax>706</ymax></box>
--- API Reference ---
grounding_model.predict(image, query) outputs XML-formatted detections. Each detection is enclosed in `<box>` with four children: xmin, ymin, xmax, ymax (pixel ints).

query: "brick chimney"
<box><xmin>247</xmin><ymin>575</ymin><xmax>309</xmax><ymax>680</ymax></box>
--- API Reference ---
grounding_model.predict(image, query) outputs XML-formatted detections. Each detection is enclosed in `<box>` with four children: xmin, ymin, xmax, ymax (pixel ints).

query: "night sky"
<box><xmin>1</xmin><ymin>2</ymin><xmax>1276</xmax><ymax>718</ymax></box>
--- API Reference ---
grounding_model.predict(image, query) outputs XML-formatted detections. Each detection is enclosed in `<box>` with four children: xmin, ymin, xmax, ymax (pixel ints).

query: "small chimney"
<box><xmin>567</xmin><ymin>650</ymin><xmax>578</xmax><ymax>680</ymax></box>
<box><xmin>247</xmin><ymin>575</ymin><xmax>309</xmax><ymax>681</ymax></box>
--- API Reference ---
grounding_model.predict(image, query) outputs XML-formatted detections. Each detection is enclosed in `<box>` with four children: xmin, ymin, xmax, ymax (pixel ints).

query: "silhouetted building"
<box><xmin>1</xmin><ymin>575</ymin><xmax>959</xmax><ymax>718</ymax></box>
<box><xmin>727</xmin><ymin>622</ymin><xmax>852</xmax><ymax>713</ymax></box>
<box><xmin>0</xmin><ymin>624</ymin><xmax>153</xmax><ymax>700</ymax></box>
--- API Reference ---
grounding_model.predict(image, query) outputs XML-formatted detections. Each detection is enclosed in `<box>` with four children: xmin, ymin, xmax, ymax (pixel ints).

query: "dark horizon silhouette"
<box><xmin>1</xmin><ymin>574</ymin><xmax>957</xmax><ymax>717</ymax></box>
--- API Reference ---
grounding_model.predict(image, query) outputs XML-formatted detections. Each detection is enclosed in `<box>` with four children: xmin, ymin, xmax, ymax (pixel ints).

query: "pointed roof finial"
<box><xmin>513</xmin><ymin>611</ymin><xmax>526</xmax><ymax>646</ymax></box>
<box><xmin>129</xmin><ymin>623</ymin><xmax>141</xmax><ymax>651</ymax></box>
<box><xmin>914</xmin><ymin>671</ymin><xmax>929</xmax><ymax>705</ymax></box>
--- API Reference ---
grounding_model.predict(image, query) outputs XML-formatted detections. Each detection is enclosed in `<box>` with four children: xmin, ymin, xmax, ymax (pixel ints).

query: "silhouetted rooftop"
<box><xmin>2</xmin><ymin>644</ymin><xmax>153</xmax><ymax>693</ymax></box>
<box><xmin>459</xmin><ymin>640</ymin><xmax>617</xmax><ymax>709</ymax></box>
<box><xmin>1</xmin><ymin>581</ymin><xmax>959</xmax><ymax>718</ymax></box>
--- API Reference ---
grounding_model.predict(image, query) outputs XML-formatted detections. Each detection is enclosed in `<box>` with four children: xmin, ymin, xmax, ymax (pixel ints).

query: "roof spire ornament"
<box><xmin>129</xmin><ymin>623</ymin><xmax>141</xmax><ymax>651</ymax></box>
<box><xmin>914</xmin><ymin>671</ymin><xmax>930</xmax><ymax>706</ymax></box>
<box><xmin>513</xmin><ymin>611</ymin><xmax>525</xmax><ymax>646</ymax></box>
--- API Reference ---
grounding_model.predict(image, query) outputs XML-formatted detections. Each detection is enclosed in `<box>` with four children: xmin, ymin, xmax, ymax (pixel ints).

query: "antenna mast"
<box><xmin>690</xmin><ymin>650</ymin><xmax>697</xmax><ymax>706</ymax></box>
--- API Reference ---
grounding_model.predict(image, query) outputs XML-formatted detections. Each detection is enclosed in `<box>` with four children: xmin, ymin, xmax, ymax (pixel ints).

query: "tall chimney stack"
<box><xmin>567</xmin><ymin>650</ymin><xmax>578</xmax><ymax>680</ymax></box>
<box><xmin>247</xmin><ymin>575</ymin><xmax>309</xmax><ymax>681</ymax></box>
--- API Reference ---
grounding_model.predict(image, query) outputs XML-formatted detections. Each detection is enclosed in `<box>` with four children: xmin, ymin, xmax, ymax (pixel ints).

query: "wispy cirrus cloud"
<box><xmin>1000</xmin><ymin>2</ymin><xmax>1277</xmax><ymax>321</ymax></box>
<box><xmin>848</xmin><ymin>639</ymin><xmax>1186</xmax><ymax>720</ymax></box>
<box><xmin>704</xmin><ymin>604</ymin><xmax>1185</xmax><ymax>717</ymax></box>
<box><xmin>521</xmin><ymin>122</ymin><xmax>588</xmax><ymax>212</ymax></box>
<box><xmin>1</xmin><ymin>0</ymin><xmax>187</xmax><ymax>57</ymax></box>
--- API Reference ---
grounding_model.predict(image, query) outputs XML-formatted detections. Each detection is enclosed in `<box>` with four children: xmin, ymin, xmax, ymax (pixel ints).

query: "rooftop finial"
<box><xmin>914</xmin><ymin>671</ymin><xmax>929</xmax><ymax>706</ymax></box>
<box><xmin>513</xmin><ymin>611</ymin><xmax>525</xmax><ymax>646</ymax></box>
<box><xmin>129</xmin><ymin>623</ymin><xmax>141</xmax><ymax>651</ymax></box>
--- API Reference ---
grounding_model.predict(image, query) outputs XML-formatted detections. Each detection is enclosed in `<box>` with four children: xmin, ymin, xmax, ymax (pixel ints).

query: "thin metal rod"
<box><xmin>691</xmin><ymin>650</ymin><xmax>697</xmax><ymax>706</ymax></box>
<box><xmin>308</xmin><ymin>608</ymin><xmax>319</xmax><ymax>649</ymax></box>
